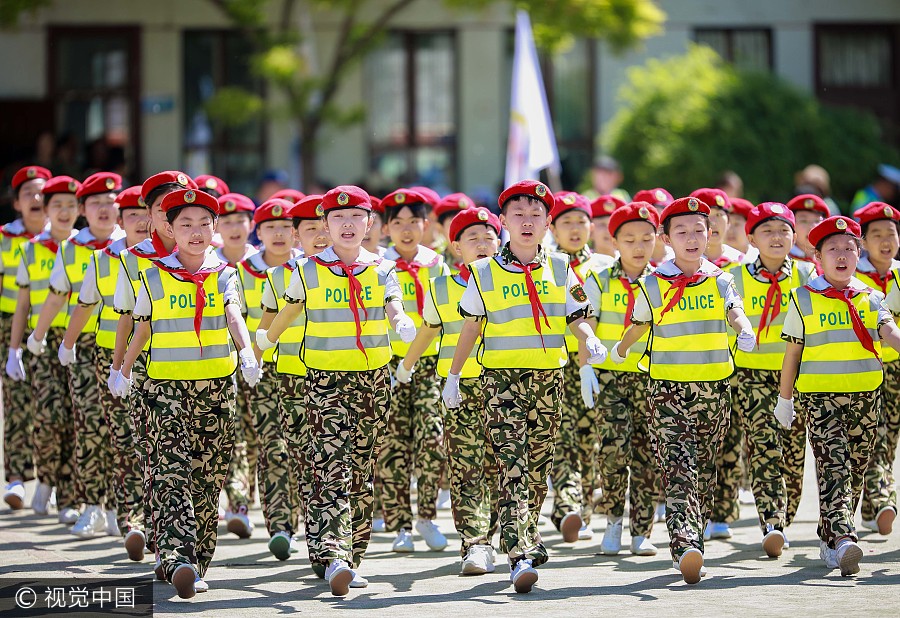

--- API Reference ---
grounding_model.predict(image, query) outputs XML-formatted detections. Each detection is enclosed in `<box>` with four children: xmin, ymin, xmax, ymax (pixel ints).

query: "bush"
<box><xmin>602</xmin><ymin>45</ymin><xmax>900</xmax><ymax>205</ymax></box>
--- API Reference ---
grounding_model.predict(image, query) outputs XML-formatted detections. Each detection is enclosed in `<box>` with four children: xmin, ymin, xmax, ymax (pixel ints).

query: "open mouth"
<box><xmin>476</xmin><ymin>253</ymin><xmax>489</xmax><ymax>259</ymax></box>
<box><xmin>341</xmin><ymin>232</ymin><xmax>355</xmax><ymax>240</ymax></box>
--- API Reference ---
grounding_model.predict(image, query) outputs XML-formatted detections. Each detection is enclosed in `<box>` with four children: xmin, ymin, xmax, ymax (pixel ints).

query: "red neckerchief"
<box><xmin>155</xmin><ymin>259</ymin><xmax>227</xmax><ymax>349</ymax></box>
<box><xmin>32</xmin><ymin>236</ymin><xmax>59</xmax><ymax>255</ymax></box>
<box><xmin>310</xmin><ymin>255</ymin><xmax>370</xmax><ymax>359</ymax></box>
<box><xmin>150</xmin><ymin>232</ymin><xmax>172</xmax><ymax>258</ymax></box>
<box><xmin>239</xmin><ymin>257</ymin><xmax>269</xmax><ymax>280</ymax></box>
<box><xmin>756</xmin><ymin>268</ymin><xmax>783</xmax><ymax>347</ymax></box>
<box><xmin>72</xmin><ymin>235</ymin><xmax>113</xmax><ymax>251</ymax></box>
<box><xmin>654</xmin><ymin>269</ymin><xmax>718</xmax><ymax>324</ymax></box>
<box><xmin>457</xmin><ymin>266</ymin><xmax>471</xmax><ymax>283</ymax></box>
<box><xmin>858</xmin><ymin>269</ymin><xmax>893</xmax><ymax>295</ymax></box>
<box><xmin>1</xmin><ymin>225</ymin><xmax>31</xmax><ymax>239</ymax></box>
<box><xmin>453</xmin><ymin>261</ymin><xmax>466</xmax><ymax>274</ymax></box>
<box><xmin>510</xmin><ymin>258</ymin><xmax>551</xmax><ymax>350</ymax></box>
<box><xmin>618</xmin><ymin>276</ymin><xmax>637</xmax><ymax>333</ymax></box>
<box><xmin>712</xmin><ymin>255</ymin><xmax>733</xmax><ymax>268</ymax></box>
<box><xmin>394</xmin><ymin>254</ymin><xmax>438</xmax><ymax>317</ymax></box>
<box><xmin>569</xmin><ymin>251</ymin><xmax>591</xmax><ymax>285</ymax></box>
<box><xmin>805</xmin><ymin>284</ymin><xmax>880</xmax><ymax>360</ymax></box>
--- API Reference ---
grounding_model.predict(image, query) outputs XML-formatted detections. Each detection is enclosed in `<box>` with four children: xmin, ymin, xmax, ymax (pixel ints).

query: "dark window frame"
<box><xmin>694</xmin><ymin>26</ymin><xmax>774</xmax><ymax>71</ymax></box>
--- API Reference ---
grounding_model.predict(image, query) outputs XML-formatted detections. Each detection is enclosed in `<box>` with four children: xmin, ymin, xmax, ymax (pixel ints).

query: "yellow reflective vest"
<box><xmin>268</xmin><ymin>260</ymin><xmax>307</xmax><ymax>376</ymax></box>
<box><xmin>390</xmin><ymin>253</ymin><xmax>446</xmax><ymax>357</ymax></box>
<box><xmin>0</xmin><ymin>221</ymin><xmax>33</xmax><ymax>315</ymax></box>
<box><xmin>23</xmin><ymin>237</ymin><xmax>68</xmax><ymax>330</ymax></box>
<box><xmin>855</xmin><ymin>268</ymin><xmax>898</xmax><ymax>364</ymax></box>
<box><xmin>93</xmin><ymin>242</ymin><xmax>125</xmax><ymax>349</ymax></box>
<box><xmin>589</xmin><ymin>268</ymin><xmax>649</xmax><ymax>372</ymax></box>
<box><xmin>60</xmin><ymin>238</ymin><xmax>104</xmax><ymax>334</ymax></box>
<box><xmin>430</xmin><ymin>274</ymin><xmax>480</xmax><ymax>378</ymax></box>
<box><xmin>238</xmin><ymin>256</ymin><xmax>276</xmax><ymax>363</ymax></box>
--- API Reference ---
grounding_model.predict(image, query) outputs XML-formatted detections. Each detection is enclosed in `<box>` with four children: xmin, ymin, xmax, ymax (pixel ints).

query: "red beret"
<box><xmin>216</xmin><ymin>193</ymin><xmax>255</xmax><ymax>216</ymax></box>
<box><xmin>369</xmin><ymin>195</ymin><xmax>383</xmax><ymax>214</ymax></box>
<box><xmin>632</xmin><ymin>188</ymin><xmax>673</xmax><ymax>208</ymax></box>
<box><xmin>808</xmin><ymin>216</ymin><xmax>861</xmax><ymax>248</ymax></box>
<box><xmin>786</xmin><ymin>194</ymin><xmax>829</xmax><ymax>218</ymax></box>
<box><xmin>161</xmin><ymin>188</ymin><xmax>219</xmax><ymax>216</ymax></box>
<box><xmin>608</xmin><ymin>201</ymin><xmax>660</xmax><ymax>237</ymax></box>
<box><xmin>292</xmin><ymin>194</ymin><xmax>323</xmax><ymax>220</ymax></box>
<box><xmin>434</xmin><ymin>193</ymin><xmax>474</xmax><ymax>219</ymax></box>
<box><xmin>141</xmin><ymin>171</ymin><xmax>197</xmax><ymax>203</ymax></box>
<box><xmin>254</xmin><ymin>198</ymin><xmax>294</xmax><ymax>224</ymax></box>
<box><xmin>689</xmin><ymin>188</ymin><xmax>731</xmax><ymax>212</ymax></box>
<box><xmin>550</xmin><ymin>192</ymin><xmax>592</xmax><ymax>221</ymax></box>
<box><xmin>590</xmin><ymin>194</ymin><xmax>626</xmax><ymax>218</ymax></box>
<box><xmin>77</xmin><ymin>172</ymin><xmax>122</xmax><ymax>199</ymax></box>
<box><xmin>729</xmin><ymin>197</ymin><xmax>755</xmax><ymax>219</ymax></box>
<box><xmin>661</xmin><ymin>196</ymin><xmax>711</xmax><ymax>226</ymax></box>
<box><xmin>115</xmin><ymin>186</ymin><xmax>145</xmax><ymax>210</ymax></box>
<box><xmin>42</xmin><ymin>176</ymin><xmax>81</xmax><ymax>196</ymax></box>
<box><xmin>408</xmin><ymin>186</ymin><xmax>441</xmax><ymax>207</ymax></box>
<box><xmin>319</xmin><ymin>185</ymin><xmax>372</xmax><ymax>215</ymax></box>
<box><xmin>746</xmin><ymin>202</ymin><xmax>795</xmax><ymax>235</ymax></box>
<box><xmin>194</xmin><ymin>174</ymin><xmax>230</xmax><ymax>195</ymax></box>
<box><xmin>382</xmin><ymin>188</ymin><xmax>429</xmax><ymax>210</ymax></box>
<box><xmin>12</xmin><ymin>166</ymin><xmax>52</xmax><ymax>191</ymax></box>
<box><xmin>854</xmin><ymin>201</ymin><xmax>900</xmax><ymax>228</ymax></box>
<box><xmin>448</xmin><ymin>206</ymin><xmax>501</xmax><ymax>242</ymax></box>
<box><xmin>498</xmin><ymin>180</ymin><xmax>554</xmax><ymax>212</ymax></box>
<box><xmin>269</xmin><ymin>189</ymin><xmax>306</xmax><ymax>204</ymax></box>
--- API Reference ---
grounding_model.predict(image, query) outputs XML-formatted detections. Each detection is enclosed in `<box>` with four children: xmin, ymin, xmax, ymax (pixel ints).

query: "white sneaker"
<box><xmin>738</xmin><ymin>488</ymin><xmax>756</xmax><ymax>505</ymax></box>
<box><xmin>349</xmin><ymin>572</ymin><xmax>369</xmax><ymax>588</ymax></box>
<box><xmin>783</xmin><ymin>531</ymin><xmax>790</xmax><ymax>549</ymax></box>
<box><xmin>630</xmin><ymin>535</ymin><xmax>658</xmax><ymax>556</ymax></box>
<box><xmin>437</xmin><ymin>488</ymin><xmax>452</xmax><ymax>510</ymax></box>
<box><xmin>601</xmin><ymin>517</ymin><xmax>623</xmax><ymax>555</ymax></box>
<box><xmin>58</xmin><ymin>507</ymin><xmax>79</xmax><ymax>525</ymax></box>
<box><xmin>677</xmin><ymin>548</ymin><xmax>704</xmax><ymax>584</ymax></box>
<box><xmin>835</xmin><ymin>539</ymin><xmax>862</xmax><ymax>576</ymax></box>
<box><xmin>415</xmin><ymin>519</ymin><xmax>448</xmax><ymax>551</ymax></box>
<box><xmin>325</xmin><ymin>559</ymin><xmax>354</xmax><ymax>596</ymax></box>
<box><xmin>460</xmin><ymin>544</ymin><xmax>495</xmax><ymax>575</ymax></box>
<box><xmin>372</xmin><ymin>517</ymin><xmax>386</xmax><ymax>533</ymax></box>
<box><xmin>578</xmin><ymin>524</ymin><xmax>594</xmax><ymax>540</ymax></box>
<box><xmin>762</xmin><ymin>525</ymin><xmax>785</xmax><ymax>558</ymax></box>
<box><xmin>820</xmin><ymin>540</ymin><xmax>838</xmax><ymax>570</ymax></box>
<box><xmin>560</xmin><ymin>512</ymin><xmax>582</xmax><ymax>543</ymax></box>
<box><xmin>861</xmin><ymin>518</ymin><xmax>879</xmax><ymax>532</ymax></box>
<box><xmin>226</xmin><ymin>506</ymin><xmax>253</xmax><ymax>539</ymax></box>
<box><xmin>290</xmin><ymin>538</ymin><xmax>301</xmax><ymax>554</ymax></box>
<box><xmin>392</xmin><ymin>528</ymin><xmax>414</xmax><ymax>552</ymax></box>
<box><xmin>653</xmin><ymin>503</ymin><xmax>666</xmax><ymax>523</ymax></box>
<box><xmin>31</xmin><ymin>482</ymin><xmax>52</xmax><ymax>515</ymax></box>
<box><xmin>106</xmin><ymin>509</ymin><xmax>120</xmax><ymax>537</ymax></box>
<box><xmin>71</xmin><ymin>505</ymin><xmax>107</xmax><ymax>538</ymax></box>
<box><xmin>3</xmin><ymin>481</ymin><xmax>25</xmax><ymax>510</ymax></box>
<box><xmin>510</xmin><ymin>558</ymin><xmax>538</xmax><ymax>593</ymax></box>
<box><xmin>705</xmin><ymin>521</ymin><xmax>732</xmax><ymax>540</ymax></box>
<box><xmin>194</xmin><ymin>577</ymin><xmax>209</xmax><ymax>593</ymax></box>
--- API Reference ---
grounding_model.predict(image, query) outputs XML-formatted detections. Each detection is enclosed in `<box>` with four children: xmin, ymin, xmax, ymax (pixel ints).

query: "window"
<box><xmin>695</xmin><ymin>28</ymin><xmax>773</xmax><ymax>71</ymax></box>
<box><xmin>366</xmin><ymin>31</ymin><xmax>456</xmax><ymax>191</ymax></box>
<box><xmin>183</xmin><ymin>30</ymin><xmax>265</xmax><ymax>196</ymax></box>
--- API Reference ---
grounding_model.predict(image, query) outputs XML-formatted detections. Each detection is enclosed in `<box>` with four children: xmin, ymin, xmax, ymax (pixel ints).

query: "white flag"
<box><xmin>504</xmin><ymin>10</ymin><xmax>561</xmax><ymax>187</ymax></box>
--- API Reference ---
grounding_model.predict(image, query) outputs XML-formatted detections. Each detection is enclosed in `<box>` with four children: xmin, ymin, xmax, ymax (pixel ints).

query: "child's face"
<box><xmin>383</xmin><ymin>206</ymin><xmax>426</xmax><ymax>255</ymax></box>
<box><xmin>17</xmin><ymin>179</ymin><xmax>47</xmax><ymax>228</ymax></box>
<box><xmin>120</xmin><ymin>208</ymin><xmax>150</xmax><ymax>244</ymax></box>
<box><xmin>82</xmin><ymin>192</ymin><xmax>119</xmax><ymax>238</ymax></box>
<box><xmin>816</xmin><ymin>234</ymin><xmax>860</xmax><ymax>285</ymax></box>
<box><xmin>500</xmin><ymin>199</ymin><xmax>549</xmax><ymax>250</ymax></box>
<box><xmin>726</xmin><ymin>214</ymin><xmax>749</xmax><ymax>249</ymax></box>
<box><xmin>589</xmin><ymin>216</ymin><xmax>615</xmax><ymax>256</ymax></box>
<box><xmin>362</xmin><ymin>213</ymin><xmax>383</xmax><ymax>253</ymax></box>
<box><xmin>794</xmin><ymin>211</ymin><xmax>824</xmax><ymax>253</ymax></box>
<box><xmin>167</xmin><ymin>207</ymin><xmax>215</xmax><ymax>258</ymax></box>
<box><xmin>149</xmin><ymin>196</ymin><xmax>175</xmax><ymax>239</ymax></box>
<box><xmin>707</xmin><ymin>207</ymin><xmax>729</xmax><ymax>247</ymax></box>
<box><xmin>612</xmin><ymin>220</ymin><xmax>656</xmax><ymax>273</ymax></box>
<box><xmin>257</xmin><ymin>219</ymin><xmax>294</xmax><ymax>256</ymax></box>
<box><xmin>749</xmin><ymin>220</ymin><xmax>795</xmax><ymax>264</ymax></box>
<box><xmin>295</xmin><ymin>219</ymin><xmax>329</xmax><ymax>256</ymax></box>
<box><xmin>325</xmin><ymin>208</ymin><xmax>372</xmax><ymax>255</ymax></box>
<box><xmin>662</xmin><ymin>214</ymin><xmax>708</xmax><ymax>265</ymax></box>
<box><xmin>45</xmin><ymin>194</ymin><xmax>78</xmax><ymax>234</ymax></box>
<box><xmin>451</xmin><ymin>224</ymin><xmax>500</xmax><ymax>265</ymax></box>
<box><xmin>862</xmin><ymin>220</ymin><xmax>900</xmax><ymax>267</ymax></box>
<box><xmin>217</xmin><ymin>213</ymin><xmax>253</xmax><ymax>249</ymax></box>
<box><xmin>551</xmin><ymin>210</ymin><xmax>592</xmax><ymax>254</ymax></box>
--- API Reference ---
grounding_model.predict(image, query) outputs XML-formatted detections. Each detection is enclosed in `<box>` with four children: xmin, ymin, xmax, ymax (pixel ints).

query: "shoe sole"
<box><xmin>680</xmin><ymin>551</ymin><xmax>704</xmax><ymax>585</ymax></box>
<box><xmin>4</xmin><ymin>494</ymin><xmax>24</xmax><ymax>510</ymax></box>
<box><xmin>762</xmin><ymin>532</ymin><xmax>784</xmax><ymax>558</ymax></box>
<box><xmin>392</xmin><ymin>545</ymin><xmax>414</xmax><ymax>553</ymax></box>
<box><xmin>710</xmin><ymin>532</ymin><xmax>732</xmax><ymax>540</ymax></box>
<box><xmin>124</xmin><ymin>533</ymin><xmax>145</xmax><ymax>562</ymax></box>
<box><xmin>513</xmin><ymin>570</ymin><xmax>538</xmax><ymax>593</ymax></box>
<box><xmin>329</xmin><ymin>569</ymin><xmax>353</xmax><ymax>596</ymax></box>
<box><xmin>839</xmin><ymin>544</ymin><xmax>862</xmax><ymax>577</ymax></box>
<box><xmin>461</xmin><ymin>561</ymin><xmax>488</xmax><ymax>575</ymax></box>
<box><xmin>560</xmin><ymin>514</ymin><xmax>582</xmax><ymax>543</ymax></box>
<box><xmin>877</xmin><ymin>508</ymin><xmax>895</xmax><ymax>535</ymax></box>
<box><xmin>269</xmin><ymin>535</ymin><xmax>291</xmax><ymax>561</ymax></box>
<box><xmin>631</xmin><ymin>546</ymin><xmax>658</xmax><ymax>556</ymax></box>
<box><xmin>226</xmin><ymin>519</ymin><xmax>252</xmax><ymax>539</ymax></box>
<box><xmin>155</xmin><ymin>563</ymin><xmax>165</xmax><ymax>581</ymax></box>
<box><xmin>172</xmin><ymin>565</ymin><xmax>197</xmax><ymax>599</ymax></box>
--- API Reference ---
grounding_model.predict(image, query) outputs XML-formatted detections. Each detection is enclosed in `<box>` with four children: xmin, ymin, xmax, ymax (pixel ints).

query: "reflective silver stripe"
<box><xmin>97</xmin><ymin>253</ymin><xmax>110</xmax><ymax>278</ymax></box>
<box><xmin>805</xmin><ymin>330</ymin><xmax>876</xmax><ymax>347</ymax></box>
<box><xmin>654</xmin><ymin>319</ymin><xmax>725</xmax><ymax>338</ymax></box>
<box><xmin>433</xmin><ymin>277</ymin><xmax>449</xmax><ymax>305</ymax></box>
<box><xmin>247</xmin><ymin>306</ymin><xmax>263</xmax><ymax>320</ymax></box>
<box><xmin>752</xmin><ymin>341</ymin><xmax>786</xmax><ymax>354</ymax></box>
<box><xmin>218</xmin><ymin>268</ymin><xmax>233</xmax><ymax>294</ymax></box>
<box><xmin>304</xmin><ymin>334</ymin><xmax>390</xmax><ymax>351</ymax></box>
<box><xmin>144</xmin><ymin>269</ymin><xmax>165</xmax><ymax>301</ymax></box>
<box><xmin>29</xmin><ymin>279</ymin><xmax>51</xmax><ymax>291</ymax></box>
<box><xmin>548</xmin><ymin>255</ymin><xmax>569</xmax><ymax>287</ymax></box>
<box><xmin>799</xmin><ymin>358</ymin><xmax>883</xmax><ymax>375</ymax></box>
<box><xmin>598</xmin><ymin>313</ymin><xmax>626</xmax><ymax>327</ymax></box>
<box><xmin>487</xmin><ymin>303</ymin><xmax>568</xmax><ymax>323</ymax></box>
<box><xmin>151</xmin><ymin>344</ymin><xmax>233</xmax><ymax>362</ymax></box>
<box><xmin>733</xmin><ymin>268</ymin><xmax>745</xmax><ymax>297</ymax></box>
<box><xmin>62</xmin><ymin>241</ymin><xmax>75</xmax><ymax>263</ymax></box>
<box><xmin>122</xmin><ymin>252</ymin><xmax>139</xmax><ymax>281</ymax></box>
<box><xmin>474</xmin><ymin>261</ymin><xmax>494</xmax><ymax>292</ymax></box>
<box><xmin>484</xmin><ymin>334</ymin><xmax>566</xmax><ymax>351</ymax></box>
<box><xmin>794</xmin><ymin>287</ymin><xmax>812</xmax><ymax>315</ymax></box>
<box><xmin>306</xmin><ymin>307</ymin><xmax>386</xmax><ymax>322</ymax></box>
<box><xmin>402</xmin><ymin>298</ymin><xmax>418</xmax><ymax>314</ymax></box>
<box><xmin>152</xmin><ymin>315</ymin><xmax>229</xmax><ymax>333</ymax></box>
<box><xmin>652</xmin><ymin>350</ymin><xmax>732</xmax><ymax>365</ymax></box>
<box><xmin>1</xmin><ymin>287</ymin><xmax>17</xmax><ymax>300</ymax></box>
<box><xmin>443</xmin><ymin>321</ymin><xmax>463</xmax><ymax>335</ymax></box>
<box><xmin>98</xmin><ymin>318</ymin><xmax>118</xmax><ymax>332</ymax></box>
<box><xmin>279</xmin><ymin>341</ymin><xmax>302</xmax><ymax>355</ymax></box>
<box><xmin>302</xmin><ymin>260</ymin><xmax>320</xmax><ymax>289</ymax></box>
<box><xmin>643</xmin><ymin>276</ymin><xmax>663</xmax><ymax>307</ymax></box>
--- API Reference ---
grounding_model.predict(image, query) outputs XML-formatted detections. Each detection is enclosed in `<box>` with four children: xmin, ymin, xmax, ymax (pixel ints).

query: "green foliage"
<box><xmin>603</xmin><ymin>45</ymin><xmax>900</xmax><ymax>204</ymax></box>
<box><xmin>204</xmin><ymin>87</ymin><xmax>266</xmax><ymax>126</ymax></box>
<box><xmin>0</xmin><ymin>0</ymin><xmax>52</xmax><ymax>28</ymax></box>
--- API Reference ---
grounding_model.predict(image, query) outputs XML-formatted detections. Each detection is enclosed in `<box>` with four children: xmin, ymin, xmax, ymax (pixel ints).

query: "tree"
<box><xmin>603</xmin><ymin>44</ymin><xmax>900</xmax><ymax>206</ymax></box>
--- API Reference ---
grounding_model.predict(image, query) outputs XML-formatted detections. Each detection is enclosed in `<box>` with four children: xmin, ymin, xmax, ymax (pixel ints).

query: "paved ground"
<box><xmin>1</xmin><ymin>447</ymin><xmax>898</xmax><ymax>617</ymax></box>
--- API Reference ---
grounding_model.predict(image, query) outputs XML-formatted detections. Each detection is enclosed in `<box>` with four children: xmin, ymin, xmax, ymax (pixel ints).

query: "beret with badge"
<box><xmin>141</xmin><ymin>171</ymin><xmax>198</xmax><ymax>203</ymax></box>
<box><xmin>786</xmin><ymin>193</ymin><xmax>829</xmax><ymax>218</ymax></box>
<box><xmin>319</xmin><ymin>185</ymin><xmax>372</xmax><ymax>216</ymax></box>
<box><xmin>448</xmin><ymin>206</ymin><xmax>501</xmax><ymax>242</ymax></box>
<box><xmin>292</xmin><ymin>194</ymin><xmax>324</xmax><ymax>220</ymax></box>
<box><xmin>550</xmin><ymin>191</ymin><xmax>592</xmax><ymax>222</ymax></box>
<box><xmin>269</xmin><ymin>189</ymin><xmax>306</xmax><ymax>204</ymax></box>
<box><xmin>161</xmin><ymin>188</ymin><xmax>219</xmax><ymax>216</ymax></box>
<box><xmin>254</xmin><ymin>198</ymin><xmax>294</xmax><ymax>224</ymax></box>
<box><xmin>632</xmin><ymin>188</ymin><xmax>673</xmax><ymax>209</ymax></box>
<box><xmin>12</xmin><ymin>166</ymin><xmax>52</xmax><ymax>192</ymax></box>
<box><xmin>608</xmin><ymin>201</ymin><xmax>660</xmax><ymax>237</ymax></box>
<box><xmin>590</xmin><ymin>194</ymin><xmax>626</xmax><ymax>219</ymax></box>
<box><xmin>194</xmin><ymin>174</ymin><xmax>230</xmax><ymax>196</ymax></box>
<box><xmin>854</xmin><ymin>201</ymin><xmax>900</xmax><ymax>228</ymax></box>
<box><xmin>76</xmin><ymin>172</ymin><xmax>122</xmax><ymax>200</ymax></box>
<box><xmin>41</xmin><ymin>176</ymin><xmax>81</xmax><ymax>197</ymax></box>
<box><xmin>216</xmin><ymin>193</ymin><xmax>255</xmax><ymax>216</ymax></box>
<box><xmin>807</xmin><ymin>215</ymin><xmax>861</xmax><ymax>249</ymax></box>
<box><xmin>434</xmin><ymin>192</ymin><xmax>474</xmax><ymax>220</ymax></box>
<box><xmin>660</xmin><ymin>196</ymin><xmax>711</xmax><ymax>226</ymax></box>
<box><xmin>689</xmin><ymin>187</ymin><xmax>731</xmax><ymax>212</ymax></box>
<box><xmin>745</xmin><ymin>202</ymin><xmax>795</xmax><ymax>235</ymax></box>
<box><xmin>498</xmin><ymin>180</ymin><xmax>554</xmax><ymax>212</ymax></box>
<box><xmin>115</xmin><ymin>186</ymin><xmax>146</xmax><ymax>210</ymax></box>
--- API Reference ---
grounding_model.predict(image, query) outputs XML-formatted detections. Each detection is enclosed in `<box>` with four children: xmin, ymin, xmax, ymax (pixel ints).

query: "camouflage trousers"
<box><xmin>249</xmin><ymin>367</ymin><xmax>298</xmax><ymax>536</ymax></box>
<box><xmin>95</xmin><ymin>346</ymin><xmax>145</xmax><ymax>535</ymax></box>
<box><xmin>782</xmin><ymin>398</ymin><xmax>807</xmax><ymax>527</ymax></box>
<box><xmin>801</xmin><ymin>389</ymin><xmax>880</xmax><ymax>548</ymax></box>
<box><xmin>378</xmin><ymin>356</ymin><xmax>445</xmax><ymax>531</ymax></box>
<box><xmin>223</xmin><ymin>372</ymin><xmax>257</xmax><ymax>511</ymax></box>
<box><xmin>445</xmin><ymin>376</ymin><xmax>500</xmax><ymax>557</ymax></box>
<box><xmin>595</xmin><ymin>370</ymin><xmax>658</xmax><ymax>538</ymax></box>
<box><xmin>146</xmin><ymin>376</ymin><xmax>234</xmax><ymax>580</ymax></box>
<box><xmin>482</xmin><ymin>367</ymin><xmax>562</xmax><ymax>568</ymax></box>
<box><xmin>648</xmin><ymin>378</ymin><xmax>730</xmax><ymax>561</ymax></box>
<box><xmin>305</xmin><ymin>367</ymin><xmax>389</xmax><ymax>568</ymax></box>
<box><xmin>731</xmin><ymin>368</ymin><xmax>786</xmax><ymax>533</ymax></box>
<box><xmin>709</xmin><ymin>374</ymin><xmax>743</xmax><ymax>523</ymax></box>
<box><xmin>861</xmin><ymin>361</ymin><xmax>900</xmax><ymax>521</ymax></box>
<box><xmin>1</xmin><ymin>312</ymin><xmax>34</xmax><ymax>481</ymax></box>
<box><xmin>278</xmin><ymin>372</ymin><xmax>311</xmax><ymax>531</ymax></box>
<box><xmin>550</xmin><ymin>354</ymin><xmax>601</xmax><ymax>527</ymax></box>
<box><xmin>70</xmin><ymin>332</ymin><xmax>114</xmax><ymax>507</ymax></box>
<box><xmin>30</xmin><ymin>328</ymin><xmax>78</xmax><ymax>510</ymax></box>
<box><xmin>130</xmin><ymin>352</ymin><xmax>155</xmax><ymax>550</ymax></box>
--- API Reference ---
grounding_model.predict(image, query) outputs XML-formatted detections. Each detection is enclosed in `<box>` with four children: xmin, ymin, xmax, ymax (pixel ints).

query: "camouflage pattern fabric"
<box><xmin>595</xmin><ymin>369</ymin><xmax>658</xmax><ymax>538</ymax></box>
<box><xmin>223</xmin><ymin>372</ymin><xmax>257</xmax><ymax>511</ymax></box>
<box><xmin>482</xmin><ymin>367</ymin><xmax>562</xmax><ymax>569</ymax></box>
<box><xmin>861</xmin><ymin>361</ymin><xmax>900</xmax><ymax>521</ymax></box>
<box><xmin>647</xmin><ymin>378</ymin><xmax>730</xmax><ymax>561</ymax></box>
<box><xmin>709</xmin><ymin>395</ymin><xmax>743</xmax><ymax>524</ymax></box>
<box><xmin>378</xmin><ymin>356</ymin><xmax>445</xmax><ymax>531</ymax></box>
<box><xmin>305</xmin><ymin>367</ymin><xmax>390</xmax><ymax>569</ymax></box>
<box><xmin>0</xmin><ymin>313</ymin><xmax>34</xmax><ymax>481</ymax></box>
<box><xmin>146</xmin><ymin>376</ymin><xmax>235</xmax><ymax>581</ymax></box>
<box><xmin>782</xmin><ymin>399</ymin><xmax>807</xmax><ymax>527</ymax></box>
<box><xmin>129</xmin><ymin>352</ymin><xmax>155</xmax><ymax>550</ymax></box>
<box><xmin>801</xmin><ymin>389</ymin><xmax>880</xmax><ymax>548</ymax></box>
<box><xmin>278</xmin><ymin>373</ymin><xmax>311</xmax><ymax>532</ymax></box>
<box><xmin>445</xmin><ymin>376</ymin><xmax>500</xmax><ymax>557</ymax></box>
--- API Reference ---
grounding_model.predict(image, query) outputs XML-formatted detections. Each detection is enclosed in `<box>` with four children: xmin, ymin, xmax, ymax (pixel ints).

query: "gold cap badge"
<box><xmin>205</xmin><ymin>178</ymin><xmax>217</xmax><ymax>189</ymax></box>
<box><xmin>770</xmin><ymin>204</ymin><xmax>784</xmax><ymax>214</ymax></box>
<box><xmin>835</xmin><ymin>218</ymin><xmax>848</xmax><ymax>230</ymax></box>
<box><xmin>224</xmin><ymin>200</ymin><xmax>236</xmax><ymax>212</ymax></box>
<box><xmin>315</xmin><ymin>204</ymin><xmax>325</xmax><ymax>217</ymax></box>
<box><xmin>477</xmin><ymin>209</ymin><xmax>489</xmax><ymax>221</ymax></box>
<box><xmin>272</xmin><ymin>204</ymin><xmax>283</xmax><ymax>217</ymax></box>
<box><xmin>804</xmin><ymin>198</ymin><xmax>814</xmax><ymax>209</ymax></box>
<box><xmin>715</xmin><ymin>195</ymin><xmax>725</xmax><ymax>207</ymax></box>
<box><xmin>176</xmin><ymin>173</ymin><xmax>189</xmax><ymax>187</ymax></box>
<box><xmin>337</xmin><ymin>192</ymin><xmax>349</xmax><ymax>206</ymax></box>
<box><xmin>183</xmin><ymin>190</ymin><xmax>196</xmax><ymax>204</ymax></box>
<box><xmin>639</xmin><ymin>206</ymin><xmax>650</xmax><ymax>219</ymax></box>
<box><xmin>535</xmin><ymin>184</ymin><xmax>547</xmax><ymax>197</ymax></box>
<box><xmin>26</xmin><ymin>168</ymin><xmax>36</xmax><ymax>179</ymax></box>
<box><xmin>105</xmin><ymin>178</ymin><xmax>116</xmax><ymax>190</ymax></box>
<box><xmin>688</xmin><ymin>198</ymin><xmax>699</xmax><ymax>212</ymax></box>
<box><xmin>68</xmin><ymin>181</ymin><xmax>77</xmax><ymax>192</ymax></box>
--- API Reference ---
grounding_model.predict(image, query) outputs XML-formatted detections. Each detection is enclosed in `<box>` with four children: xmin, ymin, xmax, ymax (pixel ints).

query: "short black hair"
<box><xmin>499</xmin><ymin>194</ymin><xmax>547</xmax><ymax>215</ymax></box>
<box><xmin>385</xmin><ymin>202</ymin><xmax>428</xmax><ymax>222</ymax></box>
<box><xmin>861</xmin><ymin>219</ymin><xmax>900</xmax><ymax>238</ymax></box>
<box><xmin>145</xmin><ymin>183</ymin><xmax>184</xmax><ymax>209</ymax></box>
<box><xmin>814</xmin><ymin>233</ymin><xmax>862</xmax><ymax>253</ymax></box>
<box><xmin>42</xmin><ymin>192</ymin><xmax>74</xmax><ymax>207</ymax></box>
<box><xmin>78</xmin><ymin>189</ymin><xmax>121</xmax><ymax>205</ymax></box>
<box><xmin>662</xmin><ymin>213</ymin><xmax>709</xmax><ymax>235</ymax></box>
<box><xmin>165</xmin><ymin>205</ymin><xmax>217</xmax><ymax>224</ymax></box>
<box><xmin>437</xmin><ymin>210</ymin><xmax>459</xmax><ymax>226</ymax></box>
<box><xmin>198</xmin><ymin>187</ymin><xmax>224</xmax><ymax>199</ymax></box>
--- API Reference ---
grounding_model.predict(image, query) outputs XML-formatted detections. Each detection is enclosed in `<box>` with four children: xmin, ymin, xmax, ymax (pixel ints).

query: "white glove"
<box><xmin>774</xmin><ymin>396</ymin><xmax>795</xmax><ymax>429</ymax></box>
<box><xmin>610</xmin><ymin>342</ymin><xmax>628</xmax><ymax>364</ymax></box>
<box><xmin>115</xmin><ymin>371</ymin><xmax>134</xmax><ymax>398</ymax></box>
<box><xmin>585</xmin><ymin>336</ymin><xmax>608</xmax><ymax>365</ymax></box>
<box><xmin>107</xmin><ymin>365</ymin><xmax>121</xmax><ymax>398</ymax></box>
<box><xmin>240</xmin><ymin>348</ymin><xmax>261</xmax><ymax>387</ymax></box>
<box><xmin>256</xmin><ymin>329</ymin><xmax>277</xmax><ymax>351</ymax></box>
<box><xmin>395</xmin><ymin>315</ymin><xmax>416</xmax><ymax>344</ymax></box>
<box><xmin>442</xmin><ymin>372</ymin><xmax>463</xmax><ymax>409</ymax></box>
<box><xmin>736</xmin><ymin>329</ymin><xmax>756</xmax><ymax>352</ymax></box>
<box><xmin>6</xmin><ymin>348</ymin><xmax>25</xmax><ymax>381</ymax></box>
<box><xmin>395</xmin><ymin>360</ymin><xmax>414</xmax><ymax>384</ymax></box>
<box><xmin>58</xmin><ymin>342</ymin><xmax>76</xmax><ymax>366</ymax></box>
<box><xmin>579</xmin><ymin>364</ymin><xmax>600</xmax><ymax>408</ymax></box>
<box><xmin>26</xmin><ymin>332</ymin><xmax>46</xmax><ymax>356</ymax></box>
